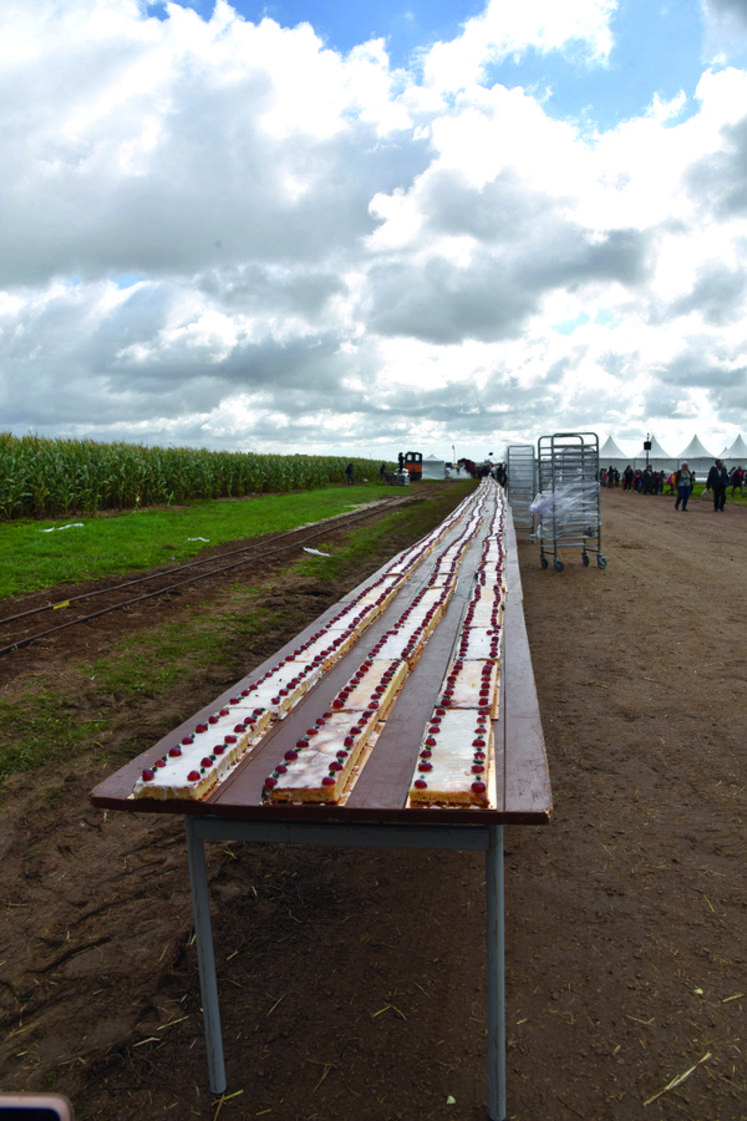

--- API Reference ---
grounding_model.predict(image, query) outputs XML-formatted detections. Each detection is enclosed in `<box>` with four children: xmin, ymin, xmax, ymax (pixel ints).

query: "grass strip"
<box><xmin>0</xmin><ymin>484</ymin><xmax>398</xmax><ymax>600</ymax></box>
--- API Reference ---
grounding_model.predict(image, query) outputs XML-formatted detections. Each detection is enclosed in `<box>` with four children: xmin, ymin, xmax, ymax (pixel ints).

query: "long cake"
<box><xmin>262</xmin><ymin>487</ymin><xmax>494</xmax><ymax>804</ymax></box>
<box><xmin>132</xmin><ymin>478</ymin><xmax>506</xmax><ymax>804</ymax></box>
<box><xmin>406</xmin><ymin>485</ymin><xmax>505</xmax><ymax>807</ymax></box>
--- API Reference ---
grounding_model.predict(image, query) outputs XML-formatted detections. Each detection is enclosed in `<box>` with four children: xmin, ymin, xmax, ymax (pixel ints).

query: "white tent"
<box><xmin>719</xmin><ymin>433</ymin><xmax>747</xmax><ymax>467</ymax></box>
<box><xmin>421</xmin><ymin>456</ymin><xmax>446</xmax><ymax>480</ymax></box>
<box><xmin>600</xmin><ymin>435</ymin><xmax>629</xmax><ymax>469</ymax></box>
<box><xmin>677</xmin><ymin>434</ymin><xmax>716</xmax><ymax>481</ymax></box>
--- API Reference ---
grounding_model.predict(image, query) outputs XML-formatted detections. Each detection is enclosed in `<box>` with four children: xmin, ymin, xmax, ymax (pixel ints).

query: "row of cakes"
<box><xmin>261</xmin><ymin>485</ymin><xmax>497</xmax><ymax>803</ymax></box>
<box><xmin>131</xmin><ymin>480</ymin><xmax>494</xmax><ymax>801</ymax></box>
<box><xmin>408</xmin><ymin>493</ymin><xmax>507</xmax><ymax>808</ymax></box>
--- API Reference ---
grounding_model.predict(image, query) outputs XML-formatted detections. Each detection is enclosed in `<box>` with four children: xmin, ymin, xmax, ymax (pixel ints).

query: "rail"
<box><xmin>0</xmin><ymin>496</ymin><xmax>416</xmax><ymax>657</ymax></box>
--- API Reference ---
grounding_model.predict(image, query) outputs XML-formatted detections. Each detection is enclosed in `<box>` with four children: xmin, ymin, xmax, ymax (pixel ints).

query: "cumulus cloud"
<box><xmin>1</xmin><ymin>0</ymin><xmax>747</xmax><ymax>457</ymax></box>
<box><xmin>423</xmin><ymin>0</ymin><xmax>617</xmax><ymax>91</ymax></box>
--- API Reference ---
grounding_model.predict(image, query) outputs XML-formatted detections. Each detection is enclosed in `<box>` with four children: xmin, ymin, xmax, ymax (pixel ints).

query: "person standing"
<box><xmin>345</xmin><ymin>463</ymin><xmax>354</xmax><ymax>486</ymax></box>
<box><xmin>674</xmin><ymin>462</ymin><xmax>693</xmax><ymax>511</ymax></box>
<box><xmin>730</xmin><ymin>466</ymin><xmax>744</xmax><ymax>495</ymax></box>
<box><xmin>706</xmin><ymin>459</ymin><xmax>728</xmax><ymax>511</ymax></box>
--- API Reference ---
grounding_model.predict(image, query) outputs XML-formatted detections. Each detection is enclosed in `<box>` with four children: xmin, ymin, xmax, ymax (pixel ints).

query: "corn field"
<box><xmin>0</xmin><ymin>433</ymin><xmax>381</xmax><ymax>520</ymax></box>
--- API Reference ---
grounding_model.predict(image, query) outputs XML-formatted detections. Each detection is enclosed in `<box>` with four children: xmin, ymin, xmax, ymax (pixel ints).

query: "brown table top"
<box><xmin>90</xmin><ymin>499</ymin><xmax>552</xmax><ymax>828</ymax></box>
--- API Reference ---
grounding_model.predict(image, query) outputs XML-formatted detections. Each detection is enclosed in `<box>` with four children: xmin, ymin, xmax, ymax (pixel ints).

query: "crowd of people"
<box><xmin>600</xmin><ymin>461</ymin><xmax>744</xmax><ymax>509</ymax></box>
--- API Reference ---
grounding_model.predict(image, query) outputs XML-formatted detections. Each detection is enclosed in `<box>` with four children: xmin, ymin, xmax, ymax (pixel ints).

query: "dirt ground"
<box><xmin>0</xmin><ymin>485</ymin><xmax>744</xmax><ymax>1121</ymax></box>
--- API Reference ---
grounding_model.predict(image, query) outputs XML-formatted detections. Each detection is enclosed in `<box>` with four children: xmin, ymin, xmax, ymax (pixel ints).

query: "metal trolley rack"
<box><xmin>535</xmin><ymin>431</ymin><xmax>607</xmax><ymax>571</ymax></box>
<box><xmin>506</xmin><ymin>444</ymin><xmax>536</xmax><ymax>534</ymax></box>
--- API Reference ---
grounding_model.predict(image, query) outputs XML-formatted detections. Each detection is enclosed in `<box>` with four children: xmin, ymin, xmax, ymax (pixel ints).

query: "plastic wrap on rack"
<box><xmin>530</xmin><ymin>480</ymin><xmax>600</xmax><ymax>532</ymax></box>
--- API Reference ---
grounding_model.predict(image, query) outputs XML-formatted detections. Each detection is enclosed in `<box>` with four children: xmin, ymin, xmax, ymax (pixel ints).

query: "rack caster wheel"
<box><xmin>582</xmin><ymin>553</ymin><xmax>590</xmax><ymax>566</ymax></box>
<box><xmin>554</xmin><ymin>558</ymin><xmax>564</xmax><ymax>572</ymax></box>
<box><xmin>597</xmin><ymin>555</ymin><xmax>607</xmax><ymax>569</ymax></box>
<box><xmin>540</xmin><ymin>555</ymin><xmax>548</xmax><ymax>569</ymax></box>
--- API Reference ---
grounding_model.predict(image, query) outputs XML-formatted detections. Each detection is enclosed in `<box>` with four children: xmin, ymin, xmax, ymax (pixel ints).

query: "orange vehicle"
<box><xmin>403</xmin><ymin>451</ymin><xmax>422</xmax><ymax>481</ymax></box>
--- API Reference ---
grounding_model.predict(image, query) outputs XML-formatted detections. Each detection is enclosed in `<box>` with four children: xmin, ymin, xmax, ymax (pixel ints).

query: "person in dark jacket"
<box><xmin>706</xmin><ymin>459</ymin><xmax>728</xmax><ymax>511</ymax></box>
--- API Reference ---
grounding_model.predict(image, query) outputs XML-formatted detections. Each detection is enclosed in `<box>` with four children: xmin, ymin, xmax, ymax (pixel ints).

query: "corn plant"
<box><xmin>0</xmin><ymin>433</ymin><xmax>384</xmax><ymax>520</ymax></box>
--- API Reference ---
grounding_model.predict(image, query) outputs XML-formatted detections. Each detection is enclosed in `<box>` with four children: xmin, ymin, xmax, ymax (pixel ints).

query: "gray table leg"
<box><xmin>486</xmin><ymin>824</ymin><xmax>506</xmax><ymax>1121</ymax></box>
<box><xmin>185</xmin><ymin>816</ymin><xmax>227</xmax><ymax>1095</ymax></box>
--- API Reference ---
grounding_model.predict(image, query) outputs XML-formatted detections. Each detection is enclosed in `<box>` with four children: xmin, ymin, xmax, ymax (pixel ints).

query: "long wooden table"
<box><xmin>91</xmin><ymin>495</ymin><xmax>551</xmax><ymax>1121</ymax></box>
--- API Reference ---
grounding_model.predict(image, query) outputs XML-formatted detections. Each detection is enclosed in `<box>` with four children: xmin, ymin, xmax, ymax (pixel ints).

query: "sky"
<box><xmin>2</xmin><ymin>0</ymin><xmax>747</xmax><ymax>462</ymax></box>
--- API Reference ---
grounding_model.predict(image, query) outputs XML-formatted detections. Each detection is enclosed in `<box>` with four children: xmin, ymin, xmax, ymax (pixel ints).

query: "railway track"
<box><xmin>0</xmin><ymin>495</ymin><xmax>417</xmax><ymax>658</ymax></box>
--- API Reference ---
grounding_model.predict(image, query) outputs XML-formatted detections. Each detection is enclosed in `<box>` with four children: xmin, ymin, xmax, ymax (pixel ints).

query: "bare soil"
<box><xmin>0</xmin><ymin>486</ymin><xmax>744</xmax><ymax>1121</ymax></box>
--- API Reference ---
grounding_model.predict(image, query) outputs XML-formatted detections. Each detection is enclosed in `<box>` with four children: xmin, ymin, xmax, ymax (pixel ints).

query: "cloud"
<box><xmin>669</xmin><ymin>261</ymin><xmax>747</xmax><ymax>324</ymax></box>
<box><xmin>0</xmin><ymin>0</ymin><xmax>747</xmax><ymax>457</ymax></box>
<box><xmin>686</xmin><ymin>113</ymin><xmax>747</xmax><ymax>218</ymax></box>
<box><xmin>423</xmin><ymin>0</ymin><xmax>617</xmax><ymax>91</ymax></box>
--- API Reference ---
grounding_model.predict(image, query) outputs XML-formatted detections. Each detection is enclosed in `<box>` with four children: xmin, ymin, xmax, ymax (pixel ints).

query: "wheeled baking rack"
<box><xmin>506</xmin><ymin>444</ymin><xmax>536</xmax><ymax>535</ymax></box>
<box><xmin>535</xmin><ymin>431</ymin><xmax>606</xmax><ymax>570</ymax></box>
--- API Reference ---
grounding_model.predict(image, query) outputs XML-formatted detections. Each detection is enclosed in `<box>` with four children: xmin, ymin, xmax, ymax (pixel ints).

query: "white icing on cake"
<box><xmin>440</xmin><ymin>658</ymin><xmax>501</xmax><ymax>718</ymax></box>
<box><xmin>456</xmin><ymin>626</ymin><xmax>502</xmax><ymax>661</ymax></box>
<box><xmin>409</xmin><ymin>708</ymin><xmax>493</xmax><ymax>806</ymax></box>
<box><xmin>332</xmin><ymin>658</ymin><xmax>409</xmax><ymax>714</ymax></box>
<box><xmin>266</xmin><ymin>710</ymin><xmax>380</xmax><ymax>802</ymax></box>
<box><xmin>265</xmin><ymin>480</ymin><xmax>501</xmax><ymax>805</ymax></box>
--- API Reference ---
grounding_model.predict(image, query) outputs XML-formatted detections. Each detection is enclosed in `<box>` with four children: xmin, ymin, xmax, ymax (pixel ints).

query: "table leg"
<box><xmin>185</xmin><ymin>816</ymin><xmax>227</xmax><ymax>1095</ymax></box>
<box><xmin>486</xmin><ymin>824</ymin><xmax>506</xmax><ymax>1121</ymax></box>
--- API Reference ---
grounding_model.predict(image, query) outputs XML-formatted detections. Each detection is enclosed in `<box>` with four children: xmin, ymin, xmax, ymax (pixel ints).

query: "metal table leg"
<box><xmin>184</xmin><ymin>816</ymin><xmax>504</xmax><ymax>1116</ymax></box>
<box><xmin>185</xmin><ymin>816</ymin><xmax>227</xmax><ymax>1095</ymax></box>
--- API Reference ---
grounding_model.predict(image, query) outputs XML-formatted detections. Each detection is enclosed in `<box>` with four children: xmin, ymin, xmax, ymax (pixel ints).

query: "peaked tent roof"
<box><xmin>720</xmin><ymin>433</ymin><xmax>747</xmax><ymax>463</ymax></box>
<box><xmin>677</xmin><ymin>433</ymin><xmax>716</xmax><ymax>460</ymax></box>
<box><xmin>600</xmin><ymin>435</ymin><xmax>629</xmax><ymax>461</ymax></box>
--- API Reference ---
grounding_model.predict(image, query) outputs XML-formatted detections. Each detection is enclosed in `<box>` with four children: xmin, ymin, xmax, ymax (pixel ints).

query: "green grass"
<box><xmin>83</xmin><ymin>599</ymin><xmax>288</xmax><ymax>700</ymax></box>
<box><xmin>0</xmin><ymin>483</ymin><xmax>399</xmax><ymax>599</ymax></box>
<box><xmin>0</xmin><ymin>688</ymin><xmax>109</xmax><ymax>778</ymax></box>
<box><xmin>689</xmin><ymin>484</ymin><xmax>747</xmax><ymax>505</ymax></box>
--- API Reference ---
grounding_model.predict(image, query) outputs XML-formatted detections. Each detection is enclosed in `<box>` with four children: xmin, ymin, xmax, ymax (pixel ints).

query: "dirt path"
<box><xmin>506</xmin><ymin>487</ymin><xmax>746</xmax><ymax>1121</ymax></box>
<box><xmin>0</xmin><ymin>487</ymin><xmax>744</xmax><ymax>1121</ymax></box>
